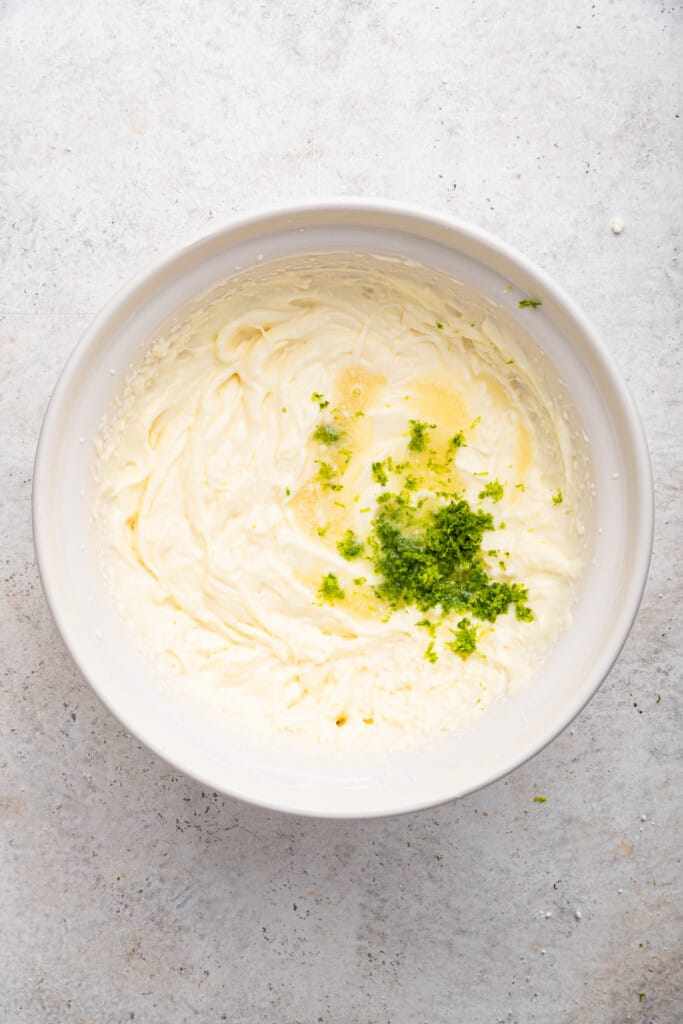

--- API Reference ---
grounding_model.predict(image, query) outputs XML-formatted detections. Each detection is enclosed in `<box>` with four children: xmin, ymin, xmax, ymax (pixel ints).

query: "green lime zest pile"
<box><xmin>316</xmin><ymin>461</ymin><xmax>342</xmax><ymax>491</ymax></box>
<box><xmin>311</xmin><ymin>406</ymin><xmax>533</xmax><ymax>659</ymax></box>
<box><xmin>337</xmin><ymin>530</ymin><xmax>364</xmax><ymax>560</ymax></box>
<box><xmin>478</xmin><ymin>479</ymin><xmax>505</xmax><ymax>503</ymax></box>
<box><xmin>446</xmin><ymin>617</ymin><xmax>478</xmax><ymax>659</ymax></box>
<box><xmin>319</xmin><ymin>573</ymin><xmax>345</xmax><ymax>602</ymax></box>
<box><xmin>371</xmin><ymin>461</ymin><xmax>388</xmax><ymax>486</ymax></box>
<box><xmin>408</xmin><ymin>419</ymin><xmax>436</xmax><ymax>452</ymax></box>
<box><xmin>313</xmin><ymin>423</ymin><xmax>343</xmax><ymax>446</ymax></box>
<box><xmin>369</xmin><ymin>492</ymin><xmax>531</xmax><ymax>624</ymax></box>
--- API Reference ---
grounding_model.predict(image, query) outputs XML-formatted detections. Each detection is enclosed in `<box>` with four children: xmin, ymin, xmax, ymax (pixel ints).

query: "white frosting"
<box><xmin>94</xmin><ymin>255</ymin><xmax>588</xmax><ymax>750</ymax></box>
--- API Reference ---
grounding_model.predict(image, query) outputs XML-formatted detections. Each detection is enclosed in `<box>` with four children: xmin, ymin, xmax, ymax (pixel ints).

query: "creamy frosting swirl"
<box><xmin>94</xmin><ymin>254</ymin><xmax>588</xmax><ymax>749</ymax></box>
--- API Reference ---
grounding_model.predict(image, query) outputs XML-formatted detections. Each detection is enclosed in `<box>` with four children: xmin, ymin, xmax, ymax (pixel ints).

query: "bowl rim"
<box><xmin>32</xmin><ymin>197</ymin><xmax>654</xmax><ymax>818</ymax></box>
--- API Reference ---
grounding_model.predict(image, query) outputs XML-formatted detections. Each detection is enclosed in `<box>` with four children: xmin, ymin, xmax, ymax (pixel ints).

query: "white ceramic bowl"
<box><xmin>33</xmin><ymin>200</ymin><xmax>653</xmax><ymax>818</ymax></box>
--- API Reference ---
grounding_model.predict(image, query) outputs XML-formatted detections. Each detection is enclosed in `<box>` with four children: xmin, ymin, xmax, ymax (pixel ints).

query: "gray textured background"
<box><xmin>1</xmin><ymin>2</ymin><xmax>681</xmax><ymax>1022</ymax></box>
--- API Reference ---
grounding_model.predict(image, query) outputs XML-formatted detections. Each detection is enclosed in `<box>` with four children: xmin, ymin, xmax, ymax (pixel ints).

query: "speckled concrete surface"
<box><xmin>1</xmin><ymin>2</ymin><xmax>681</xmax><ymax>1022</ymax></box>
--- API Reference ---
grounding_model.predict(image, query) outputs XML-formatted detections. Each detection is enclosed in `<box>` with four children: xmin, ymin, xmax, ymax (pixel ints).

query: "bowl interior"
<box><xmin>33</xmin><ymin>203</ymin><xmax>652</xmax><ymax>816</ymax></box>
